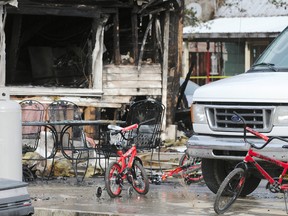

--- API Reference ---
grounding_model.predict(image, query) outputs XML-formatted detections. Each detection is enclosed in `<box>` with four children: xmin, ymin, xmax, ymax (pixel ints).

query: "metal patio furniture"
<box><xmin>21</xmin><ymin>100</ymin><xmax>45</xmax><ymax>153</ymax></box>
<box><xmin>125</xmin><ymin>98</ymin><xmax>165</xmax><ymax>151</ymax></box>
<box><xmin>99</xmin><ymin>98</ymin><xmax>165</xmax><ymax>171</ymax></box>
<box><xmin>20</xmin><ymin>99</ymin><xmax>48</xmax><ymax>181</ymax></box>
<box><xmin>47</xmin><ymin>100</ymin><xmax>93</xmax><ymax>181</ymax></box>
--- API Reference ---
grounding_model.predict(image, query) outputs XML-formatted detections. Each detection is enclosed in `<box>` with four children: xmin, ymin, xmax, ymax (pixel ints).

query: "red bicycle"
<box><xmin>104</xmin><ymin>123</ymin><xmax>149</xmax><ymax>198</ymax></box>
<box><xmin>152</xmin><ymin>151</ymin><xmax>203</xmax><ymax>185</ymax></box>
<box><xmin>214</xmin><ymin>112</ymin><xmax>288</xmax><ymax>214</ymax></box>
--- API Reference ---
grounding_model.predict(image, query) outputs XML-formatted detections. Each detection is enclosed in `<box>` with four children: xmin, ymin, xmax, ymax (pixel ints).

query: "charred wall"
<box><xmin>5</xmin><ymin>0</ymin><xmax>183</xmax><ymax>128</ymax></box>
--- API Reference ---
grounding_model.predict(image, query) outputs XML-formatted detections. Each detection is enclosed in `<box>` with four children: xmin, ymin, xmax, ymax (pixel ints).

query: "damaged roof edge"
<box><xmin>183</xmin><ymin>32</ymin><xmax>280</xmax><ymax>41</ymax></box>
<box><xmin>183</xmin><ymin>16</ymin><xmax>288</xmax><ymax>41</ymax></box>
<box><xmin>6</xmin><ymin>3</ymin><xmax>102</xmax><ymax>17</ymax></box>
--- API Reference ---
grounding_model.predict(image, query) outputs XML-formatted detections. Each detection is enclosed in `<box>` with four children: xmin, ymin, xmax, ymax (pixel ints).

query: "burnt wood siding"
<box><xmin>102</xmin><ymin>64</ymin><xmax>162</xmax><ymax>106</ymax></box>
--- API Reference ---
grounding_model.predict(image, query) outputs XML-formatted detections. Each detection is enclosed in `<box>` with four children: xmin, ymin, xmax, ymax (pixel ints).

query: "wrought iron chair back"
<box><xmin>20</xmin><ymin>100</ymin><xmax>45</xmax><ymax>153</ymax></box>
<box><xmin>125</xmin><ymin>98</ymin><xmax>165</xmax><ymax>150</ymax></box>
<box><xmin>20</xmin><ymin>99</ymin><xmax>47</xmax><ymax>181</ymax></box>
<box><xmin>47</xmin><ymin>100</ymin><xmax>90</xmax><ymax>181</ymax></box>
<box><xmin>47</xmin><ymin>100</ymin><xmax>83</xmax><ymax>146</ymax></box>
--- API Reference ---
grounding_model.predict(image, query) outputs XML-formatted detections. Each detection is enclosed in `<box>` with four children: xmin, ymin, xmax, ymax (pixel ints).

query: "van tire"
<box><xmin>202</xmin><ymin>159</ymin><xmax>261</xmax><ymax>196</ymax></box>
<box><xmin>201</xmin><ymin>159</ymin><xmax>227</xmax><ymax>194</ymax></box>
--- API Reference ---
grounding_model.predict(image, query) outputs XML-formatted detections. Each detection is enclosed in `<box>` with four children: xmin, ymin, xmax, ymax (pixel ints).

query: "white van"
<box><xmin>187</xmin><ymin>26</ymin><xmax>288</xmax><ymax>196</ymax></box>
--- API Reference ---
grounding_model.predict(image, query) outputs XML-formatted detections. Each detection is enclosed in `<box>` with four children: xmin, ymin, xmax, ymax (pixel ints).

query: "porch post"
<box><xmin>92</xmin><ymin>16</ymin><xmax>108</xmax><ymax>91</ymax></box>
<box><xmin>162</xmin><ymin>10</ymin><xmax>170</xmax><ymax>136</ymax></box>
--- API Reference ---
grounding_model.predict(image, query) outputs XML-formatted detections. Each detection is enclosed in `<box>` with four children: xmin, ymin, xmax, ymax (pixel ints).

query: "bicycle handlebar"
<box><xmin>245</xmin><ymin>126</ymin><xmax>269</xmax><ymax>142</ymax></box>
<box><xmin>121</xmin><ymin>123</ymin><xmax>138</xmax><ymax>132</ymax></box>
<box><xmin>233</xmin><ymin>112</ymin><xmax>288</xmax><ymax>149</ymax></box>
<box><xmin>108</xmin><ymin>123</ymin><xmax>138</xmax><ymax>137</ymax></box>
<box><xmin>108</xmin><ymin>118</ymin><xmax>156</xmax><ymax>143</ymax></box>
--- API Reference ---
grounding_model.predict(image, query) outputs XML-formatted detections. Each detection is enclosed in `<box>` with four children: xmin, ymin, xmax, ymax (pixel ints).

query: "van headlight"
<box><xmin>191</xmin><ymin>104</ymin><xmax>207</xmax><ymax>124</ymax></box>
<box><xmin>274</xmin><ymin>106</ymin><xmax>288</xmax><ymax>125</ymax></box>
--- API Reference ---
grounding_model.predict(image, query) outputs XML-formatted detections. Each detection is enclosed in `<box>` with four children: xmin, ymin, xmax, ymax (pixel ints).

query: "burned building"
<box><xmin>1</xmin><ymin>0</ymin><xmax>183</xmax><ymax>135</ymax></box>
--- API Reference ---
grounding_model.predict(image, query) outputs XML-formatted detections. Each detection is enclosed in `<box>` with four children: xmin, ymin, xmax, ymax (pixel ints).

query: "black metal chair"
<box><xmin>97</xmin><ymin>98</ymin><xmax>165</xmax><ymax>172</ymax></box>
<box><xmin>47</xmin><ymin>100</ymin><xmax>93</xmax><ymax>181</ymax></box>
<box><xmin>125</xmin><ymin>98</ymin><xmax>165</xmax><ymax>151</ymax></box>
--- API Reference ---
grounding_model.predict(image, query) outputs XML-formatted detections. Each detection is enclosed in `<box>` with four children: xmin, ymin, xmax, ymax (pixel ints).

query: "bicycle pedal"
<box><xmin>127</xmin><ymin>175</ymin><xmax>133</xmax><ymax>184</ymax></box>
<box><xmin>184</xmin><ymin>180</ymin><xmax>192</xmax><ymax>185</ymax></box>
<box><xmin>123</xmin><ymin>167</ymin><xmax>131</xmax><ymax>175</ymax></box>
<box><xmin>123</xmin><ymin>168</ymin><xmax>128</xmax><ymax>175</ymax></box>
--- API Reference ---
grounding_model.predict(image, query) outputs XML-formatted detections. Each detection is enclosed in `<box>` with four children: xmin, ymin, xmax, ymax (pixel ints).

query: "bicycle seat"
<box><xmin>108</xmin><ymin>125</ymin><xmax>123</xmax><ymax>131</ymax></box>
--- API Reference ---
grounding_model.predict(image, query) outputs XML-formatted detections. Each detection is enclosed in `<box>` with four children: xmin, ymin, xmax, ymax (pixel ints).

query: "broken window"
<box><xmin>5</xmin><ymin>14</ymin><xmax>93</xmax><ymax>88</ymax></box>
<box><xmin>103</xmin><ymin>8</ymin><xmax>163</xmax><ymax>66</ymax></box>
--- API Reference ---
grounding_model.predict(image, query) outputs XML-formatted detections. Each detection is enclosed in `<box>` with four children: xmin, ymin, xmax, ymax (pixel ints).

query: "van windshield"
<box><xmin>250</xmin><ymin>27</ymin><xmax>288</xmax><ymax>72</ymax></box>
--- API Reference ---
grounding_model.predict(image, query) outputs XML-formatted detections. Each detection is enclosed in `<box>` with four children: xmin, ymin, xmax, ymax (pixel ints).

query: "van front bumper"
<box><xmin>186</xmin><ymin>134</ymin><xmax>288</xmax><ymax>161</ymax></box>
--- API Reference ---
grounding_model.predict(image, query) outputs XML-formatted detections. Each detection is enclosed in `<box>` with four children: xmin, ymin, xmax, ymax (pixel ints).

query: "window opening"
<box><xmin>5</xmin><ymin>14</ymin><xmax>93</xmax><ymax>88</ymax></box>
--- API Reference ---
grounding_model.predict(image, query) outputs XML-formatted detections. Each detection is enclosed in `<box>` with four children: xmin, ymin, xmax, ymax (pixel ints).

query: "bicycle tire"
<box><xmin>184</xmin><ymin>166</ymin><xmax>203</xmax><ymax>184</ymax></box>
<box><xmin>179</xmin><ymin>152</ymin><xmax>203</xmax><ymax>183</ymax></box>
<box><xmin>105</xmin><ymin>162</ymin><xmax>122</xmax><ymax>198</ymax></box>
<box><xmin>131</xmin><ymin>160</ymin><xmax>149</xmax><ymax>195</ymax></box>
<box><xmin>179</xmin><ymin>152</ymin><xmax>190</xmax><ymax>166</ymax></box>
<box><xmin>214</xmin><ymin>168</ymin><xmax>246</xmax><ymax>214</ymax></box>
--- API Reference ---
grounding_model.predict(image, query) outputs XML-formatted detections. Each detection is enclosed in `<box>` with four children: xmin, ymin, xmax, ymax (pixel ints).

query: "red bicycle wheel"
<box><xmin>214</xmin><ymin>168</ymin><xmax>246</xmax><ymax>214</ymax></box>
<box><xmin>105</xmin><ymin>162</ymin><xmax>122</xmax><ymax>198</ymax></box>
<box><xmin>131</xmin><ymin>161</ymin><xmax>149</xmax><ymax>195</ymax></box>
<box><xmin>179</xmin><ymin>152</ymin><xmax>203</xmax><ymax>184</ymax></box>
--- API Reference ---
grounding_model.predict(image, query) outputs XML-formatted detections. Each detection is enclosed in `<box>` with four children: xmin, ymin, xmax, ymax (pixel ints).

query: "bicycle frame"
<box><xmin>243</xmin><ymin>147</ymin><xmax>288</xmax><ymax>189</ymax></box>
<box><xmin>109</xmin><ymin>123</ymin><xmax>141</xmax><ymax>179</ymax></box>
<box><xmin>213</xmin><ymin>112</ymin><xmax>288</xmax><ymax>215</ymax></box>
<box><xmin>235</xmin><ymin>115</ymin><xmax>288</xmax><ymax>191</ymax></box>
<box><xmin>161</xmin><ymin>163</ymin><xmax>201</xmax><ymax>181</ymax></box>
<box><xmin>116</xmin><ymin>144</ymin><xmax>137</xmax><ymax>173</ymax></box>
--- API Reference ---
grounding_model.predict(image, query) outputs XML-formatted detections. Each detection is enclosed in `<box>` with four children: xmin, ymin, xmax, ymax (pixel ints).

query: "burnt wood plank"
<box><xmin>104</xmin><ymin>80</ymin><xmax>161</xmax><ymax>88</ymax></box>
<box><xmin>131</xmin><ymin>7</ymin><xmax>138</xmax><ymax>64</ymax></box>
<box><xmin>113</xmin><ymin>10</ymin><xmax>121</xmax><ymax>65</ymax></box>
<box><xmin>104</xmin><ymin>64</ymin><xmax>161</xmax><ymax>74</ymax></box>
<box><xmin>103</xmin><ymin>88</ymin><xmax>161</xmax><ymax>96</ymax></box>
<box><xmin>103</xmin><ymin>73</ymin><xmax>161</xmax><ymax>81</ymax></box>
